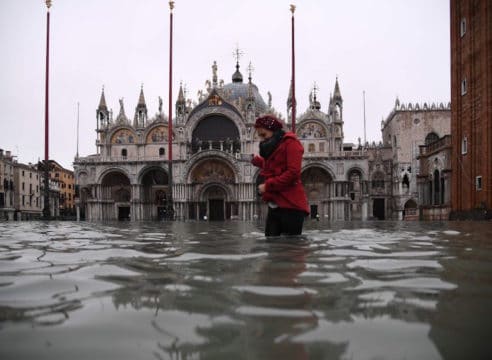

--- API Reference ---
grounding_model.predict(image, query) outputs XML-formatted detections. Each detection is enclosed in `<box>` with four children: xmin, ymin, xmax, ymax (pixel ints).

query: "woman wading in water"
<box><xmin>252</xmin><ymin>115</ymin><xmax>309</xmax><ymax>236</ymax></box>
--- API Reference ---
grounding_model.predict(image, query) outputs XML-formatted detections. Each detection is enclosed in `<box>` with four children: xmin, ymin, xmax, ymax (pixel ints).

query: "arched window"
<box><xmin>159</xmin><ymin>147</ymin><xmax>165</xmax><ymax>156</ymax></box>
<box><xmin>402</xmin><ymin>174</ymin><xmax>410</xmax><ymax>189</ymax></box>
<box><xmin>121</xmin><ymin>149</ymin><xmax>127</xmax><ymax>158</ymax></box>
<box><xmin>425</xmin><ymin>132</ymin><xmax>439</xmax><ymax>145</ymax></box>
<box><xmin>348</xmin><ymin>169</ymin><xmax>363</xmax><ymax>200</ymax></box>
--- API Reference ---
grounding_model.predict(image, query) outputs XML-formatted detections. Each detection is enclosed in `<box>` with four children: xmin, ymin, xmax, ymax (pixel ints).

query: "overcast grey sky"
<box><xmin>0</xmin><ymin>0</ymin><xmax>450</xmax><ymax>170</ymax></box>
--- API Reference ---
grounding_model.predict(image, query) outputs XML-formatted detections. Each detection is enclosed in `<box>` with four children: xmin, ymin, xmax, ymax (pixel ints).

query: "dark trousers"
<box><xmin>265</xmin><ymin>207</ymin><xmax>305</xmax><ymax>237</ymax></box>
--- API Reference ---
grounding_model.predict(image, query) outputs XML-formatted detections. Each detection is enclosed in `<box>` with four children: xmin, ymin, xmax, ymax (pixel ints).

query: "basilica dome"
<box><xmin>221</xmin><ymin>64</ymin><xmax>268</xmax><ymax>114</ymax></box>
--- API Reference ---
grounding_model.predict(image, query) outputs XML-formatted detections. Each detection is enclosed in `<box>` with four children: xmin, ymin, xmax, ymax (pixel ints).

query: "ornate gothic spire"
<box><xmin>333</xmin><ymin>77</ymin><xmax>342</xmax><ymax>101</ymax></box>
<box><xmin>137</xmin><ymin>85</ymin><xmax>146</xmax><ymax>107</ymax></box>
<box><xmin>134</xmin><ymin>85</ymin><xmax>148</xmax><ymax>127</ymax></box>
<box><xmin>98</xmin><ymin>86</ymin><xmax>108</xmax><ymax>111</ymax></box>
<box><xmin>177</xmin><ymin>82</ymin><xmax>185</xmax><ymax>104</ymax></box>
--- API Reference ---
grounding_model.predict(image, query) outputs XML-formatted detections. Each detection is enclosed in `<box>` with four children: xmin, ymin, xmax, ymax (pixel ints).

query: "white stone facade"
<box><xmin>73</xmin><ymin>64</ymin><xmax>451</xmax><ymax>222</ymax></box>
<box><xmin>381</xmin><ymin>99</ymin><xmax>451</xmax><ymax>219</ymax></box>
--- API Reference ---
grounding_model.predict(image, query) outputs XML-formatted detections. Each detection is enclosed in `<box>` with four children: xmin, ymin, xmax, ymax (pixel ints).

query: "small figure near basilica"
<box><xmin>252</xmin><ymin>115</ymin><xmax>309</xmax><ymax>236</ymax></box>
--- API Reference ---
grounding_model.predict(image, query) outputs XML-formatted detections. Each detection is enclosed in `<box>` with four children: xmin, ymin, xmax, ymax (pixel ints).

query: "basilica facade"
<box><xmin>73</xmin><ymin>61</ymin><xmax>450</xmax><ymax>221</ymax></box>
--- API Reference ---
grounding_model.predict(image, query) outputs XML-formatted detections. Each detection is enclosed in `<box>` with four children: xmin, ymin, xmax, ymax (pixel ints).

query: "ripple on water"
<box><xmin>317</xmin><ymin>272</ymin><xmax>349</xmax><ymax>284</ymax></box>
<box><xmin>165</xmin><ymin>252</ymin><xmax>267</xmax><ymax>262</ymax></box>
<box><xmin>291</xmin><ymin>315</ymin><xmax>442</xmax><ymax>360</ymax></box>
<box><xmin>233</xmin><ymin>285</ymin><xmax>317</xmax><ymax>296</ymax></box>
<box><xmin>236</xmin><ymin>306</ymin><xmax>320</xmax><ymax>318</ymax></box>
<box><xmin>347</xmin><ymin>259</ymin><xmax>443</xmax><ymax>271</ymax></box>
<box><xmin>353</xmin><ymin>277</ymin><xmax>457</xmax><ymax>292</ymax></box>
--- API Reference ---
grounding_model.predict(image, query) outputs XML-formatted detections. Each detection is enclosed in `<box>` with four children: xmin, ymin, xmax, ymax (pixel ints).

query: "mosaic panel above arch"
<box><xmin>111</xmin><ymin>129</ymin><xmax>136</xmax><ymax>144</ymax></box>
<box><xmin>146</xmin><ymin>125</ymin><xmax>170</xmax><ymax>144</ymax></box>
<box><xmin>298</xmin><ymin>121</ymin><xmax>327</xmax><ymax>139</ymax></box>
<box><xmin>190</xmin><ymin>159</ymin><xmax>235</xmax><ymax>184</ymax></box>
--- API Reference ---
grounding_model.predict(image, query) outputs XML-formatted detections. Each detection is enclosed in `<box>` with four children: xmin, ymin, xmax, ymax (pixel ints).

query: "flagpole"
<box><xmin>76</xmin><ymin>102</ymin><xmax>80</xmax><ymax>158</ymax></box>
<box><xmin>167</xmin><ymin>1</ymin><xmax>175</xmax><ymax>220</ymax></box>
<box><xmin>290</xmin><ymin>4</ymin><xmax>296</xmax><ymax>133</ymax></box>
<box><xmin>43</xmin><ymin>0</ymin><xmax>52</xmax><ymax>219</ymax></box>
<box><xmin>363</xmin><ymin>90</ymin><xmax>366</xmax><ymax>148</ymax></box>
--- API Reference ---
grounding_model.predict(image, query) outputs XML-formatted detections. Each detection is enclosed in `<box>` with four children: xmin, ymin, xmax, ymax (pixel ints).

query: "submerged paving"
<box><xmin>0</xmin><ymin>220</ymin><xmax>491</xmax><ymax>359</ymax></box>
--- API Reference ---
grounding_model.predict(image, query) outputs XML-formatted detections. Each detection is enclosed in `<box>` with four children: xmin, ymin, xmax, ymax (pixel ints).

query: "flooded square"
<box><xmin>0</xmin><ymin>220</ymin><xmax>491</xmax><ymax>360</ymax></box>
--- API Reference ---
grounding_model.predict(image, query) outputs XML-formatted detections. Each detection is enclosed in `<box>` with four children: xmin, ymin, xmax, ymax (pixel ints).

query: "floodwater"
<box><xmin>0</xmin><ymin>221</ymin><xmax>491</xmax><ymax>360</ymax></box>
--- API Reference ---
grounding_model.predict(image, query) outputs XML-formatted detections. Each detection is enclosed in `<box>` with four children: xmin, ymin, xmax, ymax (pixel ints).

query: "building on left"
<box><xmin>0</xmin><ymin>148</ymin><xmax>75</xmax><ymax>220</ymax></box>
<box><xmin>0</xmin><ymin>149</ymin><xmax>15</xmax><ymax>220</ymax></box>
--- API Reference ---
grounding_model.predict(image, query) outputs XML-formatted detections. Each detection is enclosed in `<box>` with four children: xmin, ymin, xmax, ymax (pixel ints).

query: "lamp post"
<box><xmin>290</xmin><ymin>4</ymin><xmax>296</xmax><ymax>133</ymax></box>
<box><xmin>166</xmin><ymin>1</ymin><xmax>175</xmax><ymax>220</ymax></box>
<box><xmin>42</xmin><ymin>0</ymin><xmax>52</xmax><ymax>219</ymax></box>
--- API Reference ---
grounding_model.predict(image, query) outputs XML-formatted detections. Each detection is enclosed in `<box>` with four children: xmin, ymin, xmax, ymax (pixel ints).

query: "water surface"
<box><xmin>0</xmin><ymin>220</ymin><xmax>491</xmax><ymax>360</ymax></box>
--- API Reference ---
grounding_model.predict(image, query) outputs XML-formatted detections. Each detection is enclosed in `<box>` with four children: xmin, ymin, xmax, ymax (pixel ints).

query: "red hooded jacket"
<box><xmin>252</xmin><ymin>132</ymin><xmax>309</xmax><ymax>214</ymax></box>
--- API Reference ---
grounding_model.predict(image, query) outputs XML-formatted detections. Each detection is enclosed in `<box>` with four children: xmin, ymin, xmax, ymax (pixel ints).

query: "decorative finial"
<box><xmin>46</xmin><ymin>0</ymin><xmax>52</xmax><ymax>9</ymax></box>
<box><xmin>290</xmin><ymin>4</ymin><xmax>296</xmax><ymax>14</ymax></box>
<box><xmin>247</xmin><ymin>62</ymin><xmax>254</xmax><ymax>82</ymax></box>
<box><xmin>233</xmin><ymin>44</ymin><xmax>243</xmax><ymax>65</ymax></box>
<box><xmin>312</xmin><ymin>82</ymin><xmax>319</xmax><ymax>100</ymax></box>
<box><xmin>212</xmin><ymin>61</ymin><xmax>218</xmax><ymax>85</ymax></box>
<box><xmin>169</xmin><ymin>1</ymin><xmax>174</xmax><ymax>11</ymax></box>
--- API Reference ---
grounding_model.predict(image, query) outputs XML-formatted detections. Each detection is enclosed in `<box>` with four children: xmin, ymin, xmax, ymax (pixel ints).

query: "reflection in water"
<box><xmin>0</xmin><ymin>221</ymin><xmax>491</xmax><ymax>359</ymax></box>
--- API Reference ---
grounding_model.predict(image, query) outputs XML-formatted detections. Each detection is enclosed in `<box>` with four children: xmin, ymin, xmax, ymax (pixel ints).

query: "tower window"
<box><xmin>461</xmin><ymin>78</ymin><xmax>467</xmax><ymax>95</ymax></box>
<box><xmin>476</xmin><ymin>176</ymin><xmax>482</xmax><ymax>191</ymax></box>
<box><xmin>159</xmin><ymin>147</ymin><xmax>165</xmax><ymax>156</ymax></box>
<box><xmin>402</xmin><ymin>174</ymin><xmax>410</xmax><ymax>189</ymax></box>
<box><xmin>461</xmin><ymin>136</ymin><xmax>468</xmax><ymax>155</ymax></box>
<box><xmin>121</xmin><ymin>149</ymin><xmax>127</xmax><ymax>158</ymax></box>
<box><xmin>460</xmin><ymin>18</ymin><xmax>466</xmax><ymax>37</ymax></box>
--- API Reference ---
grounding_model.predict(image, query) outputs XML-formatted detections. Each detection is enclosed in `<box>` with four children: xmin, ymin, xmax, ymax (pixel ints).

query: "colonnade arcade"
<box><xmin>300</xmin><ymin>165</ymin><xmax>368</xmax><ymax>221</ymax></box>
<box><xmin>82</xmin><ymin>167</ymin><xmax>171</xmax><ymax>221</ymax></box>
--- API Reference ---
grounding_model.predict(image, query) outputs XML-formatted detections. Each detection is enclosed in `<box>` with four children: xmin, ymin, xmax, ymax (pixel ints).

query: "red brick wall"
<box><xmin>451</xmin><ymin>0</ymin><xmax>492</xmax><ymax>214</ymax></box>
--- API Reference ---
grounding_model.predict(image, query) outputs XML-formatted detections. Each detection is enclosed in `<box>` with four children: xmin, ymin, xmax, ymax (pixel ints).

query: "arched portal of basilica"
<box><xmin>100</xmin><ymin>171</ymin><xmax>132</xmax><ymax>221</ymax></box>
<box><xmin>140</xmin><ymin>167</ymin><xmax>169</xmax><ymax>220</ymax></box>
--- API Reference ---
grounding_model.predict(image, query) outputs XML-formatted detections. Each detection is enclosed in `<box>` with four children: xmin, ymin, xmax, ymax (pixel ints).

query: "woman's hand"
<box><xmin>258</xmin><ymin>184</ymin><xmax>266</xmax><ymax>194</ymax></box>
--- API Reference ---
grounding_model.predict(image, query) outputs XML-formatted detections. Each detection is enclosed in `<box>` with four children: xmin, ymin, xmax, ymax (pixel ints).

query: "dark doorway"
<box><xmin>310</xmin><ymin>205</ymin><xmax>318</xmax><ymax>219</ymax></box>
<box><xmin>199</xmin><ymin>202</ymin><xmax>207</xmax><ymax>220</ymax></box>
<box><xmin>209</xmin><ymin>199</ymin><xmax>224</xmax><ymax>221</ymax></box>
<box><xmin>157</xmin><ymin>206</ymin><xmax>166</xmax><ymax>220</ymax></box>
<box><xmin>118</xmin><ymin>206</ymin><xmax>130</xmax><ymax>220</ymax></box>
<box><xmin>373</xmin><ymin>199</ymin><xmax>385</xmax><ymax>220</ymax></box>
